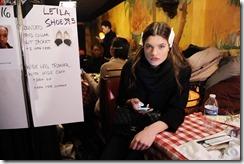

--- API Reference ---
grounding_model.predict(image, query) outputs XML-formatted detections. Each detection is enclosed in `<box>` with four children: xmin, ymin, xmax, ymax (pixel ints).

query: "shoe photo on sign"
<box><xmin>64</xmin><ymin>31</ymin><xmax>72</xmax><ymax>46</ymax></box>
<box><xmin>55</xmin><ymin>30</ymin><xmax>63</xmax><ymax>46</ymax></box>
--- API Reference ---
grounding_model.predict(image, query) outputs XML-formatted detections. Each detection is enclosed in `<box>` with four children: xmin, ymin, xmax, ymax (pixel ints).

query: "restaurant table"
<box><xmin>145</xmin><ymin>112</ymin><xmax>239</xmax><ymax>160</ymax></box>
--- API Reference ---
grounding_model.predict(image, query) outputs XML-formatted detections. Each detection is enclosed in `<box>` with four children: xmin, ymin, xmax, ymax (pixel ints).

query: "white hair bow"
<box><xmin>168</xmin><ymin>28</ymin><xmax>175</xmax><ymax>47</ymax></box>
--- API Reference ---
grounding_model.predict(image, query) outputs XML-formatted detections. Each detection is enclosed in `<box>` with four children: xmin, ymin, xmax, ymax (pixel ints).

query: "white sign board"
<box><xmin>0</xmin><ymin>5</ymin><xmax>28</xmax><ymax>129</ymax></box>
<box><xmin>22</xmin><ymin>5</ymin><xmax>84</xmax><ymax>127</ymax></box>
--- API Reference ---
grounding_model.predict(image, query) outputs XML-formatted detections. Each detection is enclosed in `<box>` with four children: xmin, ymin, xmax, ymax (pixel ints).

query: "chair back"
<box><xmin>99</xmin><ymin>68</ymin><xmax>122</xmax><ymax>139</ymax></box>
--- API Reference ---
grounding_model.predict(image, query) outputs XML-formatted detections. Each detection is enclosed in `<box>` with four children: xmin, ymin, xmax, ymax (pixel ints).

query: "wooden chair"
<box><xmin>99</xmin><ymin>68</ymin><xmax>122</xmax><ymax>140</ymax></box>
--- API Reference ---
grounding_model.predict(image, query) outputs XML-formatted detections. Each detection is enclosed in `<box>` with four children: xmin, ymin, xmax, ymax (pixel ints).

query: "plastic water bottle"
<box><xmin>204</xmin><ymin>94</ymin><xmax>219</xmax><ymax>116</ymax></box>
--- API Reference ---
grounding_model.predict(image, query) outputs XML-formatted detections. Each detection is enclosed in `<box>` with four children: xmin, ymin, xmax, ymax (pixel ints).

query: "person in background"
<box><xmin>79</xmin><ymin>48</ymin><xmax>86</xmax><ymax>69</ymax></box>
<box><xmin>83</xmin><ymin>43</ymin><xmax>104</xmax><ymax>73</ymax></box>
<box><xmin>0</xmin><ymin>25</ymin><xmax>13</xmax><ymax>49</ymax></box>
<box><xmin>84</xmin><ymin>37</ymin><xmax>130</xmax><ymax>116</ymax></box>
<box><xmin>98</xmin><ymin>20</ymin><xmax>116</xmax><ymax>62</ymax></box>
<box><xmin>100</xmin><ymin>22</ymin><xmax>192</xmax><ymax>160</ymax></box>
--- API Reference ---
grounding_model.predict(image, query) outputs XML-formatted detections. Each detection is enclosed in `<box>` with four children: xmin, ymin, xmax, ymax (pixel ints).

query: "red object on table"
<box><xmin>145</xmin><ymin>113</ymin><xmax>226</xmax><ymax>160</ymax></box>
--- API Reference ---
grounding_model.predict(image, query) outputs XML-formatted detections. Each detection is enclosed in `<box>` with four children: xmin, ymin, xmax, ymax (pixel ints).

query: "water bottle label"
<box><xmin>204</xmin><ymin>105</ymin><xmax>218</xmax><ymax>115</ymax></box>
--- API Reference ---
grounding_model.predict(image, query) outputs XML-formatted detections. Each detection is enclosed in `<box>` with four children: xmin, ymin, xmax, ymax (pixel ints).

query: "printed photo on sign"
<box><xmin>0</xmin><ymin>25</ymin><xmax>13</xmax><ymax>49</ymax></box>
<box><xmin>0</xmin><ymin>0</ymin><xmax>4</xmax><ymax>5</ymax></box>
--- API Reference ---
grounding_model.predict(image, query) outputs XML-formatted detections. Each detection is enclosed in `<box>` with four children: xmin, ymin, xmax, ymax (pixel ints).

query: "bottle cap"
<box><xmin>209</xmin><ymin>94</ymin><xmax>216</xmax><ymax>98</ymax></box>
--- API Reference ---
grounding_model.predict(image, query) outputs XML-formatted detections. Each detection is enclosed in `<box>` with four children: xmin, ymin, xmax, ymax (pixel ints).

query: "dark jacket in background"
<box><xmin>102</xmin><ymin>30</ymin><xmax>116</xmax><ymax>60</ymax></box>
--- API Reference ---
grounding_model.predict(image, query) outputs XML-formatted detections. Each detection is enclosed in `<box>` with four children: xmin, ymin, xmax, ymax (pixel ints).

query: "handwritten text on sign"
<box><xmin>23</xmin><ymin>26</ymin><xmax>51</xmax><ymax>52</ymax></box>
<box><xmin>43</xmin><ymin>7</ymin><xmax>75</xmax><ymax>28</ymax></box>
<box><xmin>26</xmin><ymin>62</ymin><xmax>71</xmax><ymax>89</ymax></box>
<box><xmin>1</xmin><ymin>7</ymin><xmax>11</xmax><ymax>18</ymax></box>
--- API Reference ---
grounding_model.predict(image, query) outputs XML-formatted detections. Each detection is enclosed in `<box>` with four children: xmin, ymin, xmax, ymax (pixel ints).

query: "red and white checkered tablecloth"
<box><xmin>145</xmin><ymin>112</ymin><xmax>227</xmax><ymax>160</ymax></box>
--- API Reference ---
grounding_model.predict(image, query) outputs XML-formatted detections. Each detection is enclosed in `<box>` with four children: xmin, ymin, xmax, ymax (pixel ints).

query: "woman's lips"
<box><xmin>150</xmin><ymin>57</ymin><xmax>159</xmax><ymax>61</ymax></box>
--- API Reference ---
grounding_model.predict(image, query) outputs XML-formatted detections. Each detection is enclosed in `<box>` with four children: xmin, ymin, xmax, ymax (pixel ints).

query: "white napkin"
<box><xmin>176</xmin><ymin>140</ymin><xmax>221</xmax><ymax>160</ymax></box>
<box><xmin>175</xmin><ymin>137</ymin><xmax>240</xmax><ymax>160</ymax></box>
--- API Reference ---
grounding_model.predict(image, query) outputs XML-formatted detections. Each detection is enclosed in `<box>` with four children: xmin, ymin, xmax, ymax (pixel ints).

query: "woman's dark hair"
<box><xmin>132</xmin><ymin>22</ymin><xmax>190</xmax><ymax>91</ymax></box>
<box><xmin>111</xmin><ymin>37</ymin><xmax>130</xmax><ymax>60</ymax></box>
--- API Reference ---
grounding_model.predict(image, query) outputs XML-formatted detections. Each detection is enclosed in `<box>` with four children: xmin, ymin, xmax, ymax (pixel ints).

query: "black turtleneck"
<box><xmin>117</xmin><ymin>56</ymin><xmax>191</xmax><ymax>132</ymax></box>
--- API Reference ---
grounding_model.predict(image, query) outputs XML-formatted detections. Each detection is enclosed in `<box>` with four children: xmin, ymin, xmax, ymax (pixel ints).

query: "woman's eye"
<box><xmin>159</xmin><ymin>44</ymin><xmax>165</xmax><ymax>49</ymax></box>
<box><xmin>145</xmin><ymin>44</ymin><xmax>152</xmax><ymax>49</ymax></box>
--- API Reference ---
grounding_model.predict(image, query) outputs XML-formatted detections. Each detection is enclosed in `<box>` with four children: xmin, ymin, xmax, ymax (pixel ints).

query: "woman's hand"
<box><xmin>129</xmin><ymin>121</ymin><xmax>169</xmax><ymax>151</ymax></box>
<box><xmin>126</xmin><ymin>98</ymin><xmax>141</xmax><ymax>111</ymax></box>
<box><xmin>126</xmin><ymin>98</ymin><xmax>152</xmax><ymax>114</ymax></box>
<box><xmin>129</xmin><ymin>128</ymin><xmax>156</xmax><ymax>151</ymax></box>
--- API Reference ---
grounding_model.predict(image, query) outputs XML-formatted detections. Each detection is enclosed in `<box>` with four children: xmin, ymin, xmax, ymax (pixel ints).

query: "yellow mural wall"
<box><xmin>105</xmin><ymin>0</ymin><xmax>240</xmax><ymax>50</ymax></box>
<box><xmin>203</xmin><ymin>0</ymin><xmax>240</xmax><ymax>46</ymax></box>
<box><xmin>107</xmin><ymin>3</ymin><xmax>131</xmax><ymax>40</ymax></box>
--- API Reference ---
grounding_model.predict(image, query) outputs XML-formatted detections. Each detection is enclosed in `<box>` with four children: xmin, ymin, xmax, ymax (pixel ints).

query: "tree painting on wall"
<box><xmin>125</xmin><ymin>0</ymin><xmax>190</xmax><ymax>49</ymax></box>
<box><xmin>156</xmin><ymin>0</ymin><xmax>190</xmax><ymax>46</ymax></box>
<box><xmin>156</xmin><ymin>0</ymin><xmax>240</xmax><ymax>49</ymax></box>
<box><xmin>124</xmin><ymin>0</ymin><xmax>153</xmax><ymax>51</ymax></box>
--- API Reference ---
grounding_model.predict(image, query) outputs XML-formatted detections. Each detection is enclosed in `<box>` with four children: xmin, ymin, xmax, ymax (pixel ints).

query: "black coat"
<box><xmin>117</xmin><ymin>57</ymin><xmax>191</xmax><ymax>132</ymax></box>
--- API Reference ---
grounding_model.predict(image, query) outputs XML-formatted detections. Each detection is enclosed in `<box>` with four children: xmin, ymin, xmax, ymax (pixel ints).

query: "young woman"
<box><xmin>100</xmin><ymin>22</ymin><xmax>192</xmax><ymax>160</ymax></box>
